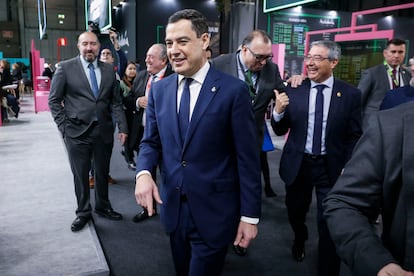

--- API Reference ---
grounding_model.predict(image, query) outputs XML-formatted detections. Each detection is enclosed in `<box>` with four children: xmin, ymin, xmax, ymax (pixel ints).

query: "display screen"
<box><xmin>335</xmin><ymin>40</ymin><xmax>387</xmax><ymax>86</ymax></box>
<box><xmin>85</xmin><ymin>0</ymin><xmax>112</xmax><ymax>31</ymax></box>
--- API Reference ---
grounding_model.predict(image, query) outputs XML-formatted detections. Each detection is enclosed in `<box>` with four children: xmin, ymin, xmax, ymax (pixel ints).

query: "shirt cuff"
<box><xmin>135</xmin><ymin>170</ymin><xmax>151</xmax><ymax>181</ymax></box>
<box><xmin>272</xmin><ymin>109</ymin><xmax>284</xmax><ymax>122</ymax></box>
<box><xmin>241</xmin><ymin>216</ymin><xmax>259</xmax><ymax>225</ymax></box>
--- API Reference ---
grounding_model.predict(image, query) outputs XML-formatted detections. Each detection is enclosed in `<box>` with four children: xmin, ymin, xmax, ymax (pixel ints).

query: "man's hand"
<box><xmin>136</xmin><ymin>96</ymin><xmax>148</xmax><ymax>109</ymax></box>
<box><xmin>286</xmin><ymin>74</ymin><xmax>306</xmax><ymax>88</ymax></box>
<box><xmin>378</xmin><ymin>263</ymin><xmax>414</xmax><ymax>276</ymax></box>
<box><xmin>233</xmin><ymin>221</ymin><xmax>258</xmax><ymax>250</ymax></box>
<box><xmin>274</xmin><ymin>89</ymin><xmax>289</xmax><ymax>114</ymax></box>
<box><xmin>118</xmin><ymin>133</ymin><xmax>127</xmax><ymax>145</ymax></box>
<box><xmin>135</xmin><ymin>174</ymin><xmax>163</xmax><ymax>216</ymax></box>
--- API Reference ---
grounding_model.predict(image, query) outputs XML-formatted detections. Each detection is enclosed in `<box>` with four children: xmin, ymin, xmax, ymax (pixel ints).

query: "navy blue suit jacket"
<box><xmin>271</xmin><ymin>78</ymin><xmax>362</xmax><ymax>186</ymax></box>
<box><xmin>380</xmin><ymin>85</ymin><xmax>414</xmax><ymax>110</ymax></box>
<box><xmin>136</xmin><ymin>66</ymin><xmax>261</xmax><ymax>248</ymax></box>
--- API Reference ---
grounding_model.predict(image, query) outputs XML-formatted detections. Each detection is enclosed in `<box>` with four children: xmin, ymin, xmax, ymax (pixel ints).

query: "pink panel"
<box><xmin>271</xmin><ymin>44</ymin><xmax>285</xmax><ymax>79</ymax></box>
<box><xmin>335</xmin><ymin>30</ymin><xmax>394</xmax><ymax>42</ymax></box>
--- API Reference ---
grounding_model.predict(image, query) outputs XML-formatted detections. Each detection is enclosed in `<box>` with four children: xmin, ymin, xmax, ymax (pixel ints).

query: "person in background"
<box><xmin>134</xmin><ymin>9</ymin><xmax>261</xmax><ymax>275</ymax></box>
<box><xmin>11</xmin><ymin>63</ymin><xmax>22</xmax><ymax>99</ymax></box>
<box><xmin>125</xmin><ymin>43</ymin><xmax>173</xmax><ymax>222</ymax></box>
<box><xmin>119</xmin><ymin>61</ymin><xmax>137</xmax><ymax>169</ymax></box>
<box><xmin>380</xmin><ymin>56</ymin><xmax>414</xmax><ymax>110</ymax></box>
<box><xmin>42</xmin><ymin>63</ymin><xmax>54</xmax><ymax>79</ymax></box>
<box><xmin>358</xmin><ymin>38</ymin><xmax>411</xmax><ymax>127</ymax></box>
<box><xmin>1</xmin><ymin>59</ymin><xmax>20</xmax><ymax>120</ymax></box>
<box><xmin>212</xmin><ymin>30</ymin><xmax>304</xmax><ymax>212</ymax></box>
<box><xmin>206</xmin><ymin>46</ymin><xmax>213</xmax><ymax>60</ymax></box>
<box><xmin>271</xmin><ymin>40</ymin><xmax>362</xmax><ymax>276</ymax></box>
<box><xmin>324</xmin><ymin>101</ymin><xmax>414</xmax><ymax>276</ymax></box>
<box><xmin>48</xmin><ymin>31</ymin><xmax>128</xmax><ymax>232</ymax></box>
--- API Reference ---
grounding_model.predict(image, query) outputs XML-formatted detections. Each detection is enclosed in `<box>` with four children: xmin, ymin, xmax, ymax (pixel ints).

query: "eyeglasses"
<box><xmin>246</xmin><ymin>47</ymin><xmax>273</xmax><ymax>62</ymax></box>
<box><xmin>304</xmin><ymin>55</ymin><xmax>330</xmax><ymax>62</ymax></box>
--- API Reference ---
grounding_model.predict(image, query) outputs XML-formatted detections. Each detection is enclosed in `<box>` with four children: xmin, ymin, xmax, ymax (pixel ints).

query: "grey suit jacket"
<box><xmin>358</xmin><ymin>63</ymin><xmax>411</xmax><ymax>125</ymax></box>
<box><xmin>48</xmin><ymin>56</ymin><xmax>127</xmax><ymax>143</ymax></box>
<box><xmin>212</xmin><ymin>52</ymin><xmax>286</xmax><ymax>149</ymax></box>
<box><xmin>324</xmin><ymin>101</ymin><xmax>414</xmax><ymax>275</ymax></box>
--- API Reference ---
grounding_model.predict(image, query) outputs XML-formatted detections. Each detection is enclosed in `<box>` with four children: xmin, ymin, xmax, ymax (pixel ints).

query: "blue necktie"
<box><xmin>88</xmin><ymin>63</ymin><xmax>99</xmax><ymax>98</ymax></box>
<box><xmin>312</xmin><ymin>84</ymin><xmax>327</xmax><ymax>155</ymax></box>
<box><xmin>178</xmin><ymin>78</ymin><xmax>193</xmax><ymax>143</ymax></box>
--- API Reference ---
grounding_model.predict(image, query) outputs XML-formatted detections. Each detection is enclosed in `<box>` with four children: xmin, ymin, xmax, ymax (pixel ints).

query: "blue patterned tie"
<box><xmin>312</xmin><ymin>84</ymin><xmax>327</xmax><ymax>155</ymax></box>
<box><xmin>88</xmin><ymin>63</ymin><xmax>99</xmax><ymax>98</ymax></box>
<box><xmin>178</xmin><ymin>78</ymin><xmax>193</xmax><ymax>143</ymax></box>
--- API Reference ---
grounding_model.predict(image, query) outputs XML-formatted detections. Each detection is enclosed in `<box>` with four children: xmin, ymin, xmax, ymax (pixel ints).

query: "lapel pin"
<box><xmin>211</xmin><ymin>87</ymin><xmax>217</xmax><ymax>93</ymax></box>
<box><xmin>337</xmin><ymin>92</ymin><xmax>342</xmax><ymax>97</ymax></box>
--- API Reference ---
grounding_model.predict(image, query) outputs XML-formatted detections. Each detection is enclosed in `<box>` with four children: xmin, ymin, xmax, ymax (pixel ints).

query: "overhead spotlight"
<box><xmin>293</xmin><ymin>6</ymin><xmax>302</xmax><ymax>13</ymax></box>
<box><xmin>328</xmin><ymin>11</ymin><xmax>337</xmax><ymax>17</ymax></box>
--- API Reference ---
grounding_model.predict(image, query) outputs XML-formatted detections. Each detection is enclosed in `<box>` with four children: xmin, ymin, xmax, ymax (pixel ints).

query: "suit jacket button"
<box><xmin>181</xmin><ymin>161</ymin><xmax>187</xmax><ymax>167</ymax></box>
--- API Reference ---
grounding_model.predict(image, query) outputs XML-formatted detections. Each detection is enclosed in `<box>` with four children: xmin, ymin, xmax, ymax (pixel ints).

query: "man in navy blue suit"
<box><xmin>380</xmin><ymin>57</ymin><xmax>414</xmax><ymax>111</ymax></box>
<box><xmin>134</xmin><ymin>9</ymin><xmax>261</xmax><ymax>275</ymax></box>
<box><xmin>271</xmin><ymin>40</ymin><xmax>362</xmax><ymax>276</ymax></box>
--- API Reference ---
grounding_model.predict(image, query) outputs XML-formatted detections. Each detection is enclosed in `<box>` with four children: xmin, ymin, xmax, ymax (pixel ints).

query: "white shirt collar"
<box><xmin>178</xmin><ymin>61</ymin><xmax>210</xmax><ymax>85</ymax></box>
<box><xmin>310</xmin><ymin>75</ymin><xmax>334</xmax><ymax>89</ymax></box>
<box><xmin>80</xmin><ymin>55</ymin><xmax>98</xmax><ymax>69</ymax></box>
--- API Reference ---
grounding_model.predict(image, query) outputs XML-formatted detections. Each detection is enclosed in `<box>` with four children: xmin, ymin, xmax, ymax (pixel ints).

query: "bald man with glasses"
<box><xmin>213</xmin><ymin>29</ymin><xmax>304</xmax><ymax>256</ymax></box>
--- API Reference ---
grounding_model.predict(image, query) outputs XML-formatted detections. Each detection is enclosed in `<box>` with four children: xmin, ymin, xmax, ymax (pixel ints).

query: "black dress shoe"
<box><xmin>132</xmin><ymin>209</ymin><xmax>157</xmax><ymax>223</ymax></box>
<box><xmin>264</xmin><ymin>187</ymin><xmax>277</xmax><ymax>197</ymax></box>
<box><xmin>233</xmin><ymin>244</ymin><xmax>247</xmax><ymax>256</ymax></box>
<box><xmin>71</xmin><ymin>216</ymin><xmax>90</xmax><ymax>232</ymax></box>
<box><xmin>292</xmin><ymin>241</ymin><xmax>305</xmax><ymax>261</ymax></box>
<box><xmin>95</xmin><ymin>209</ymin><xmax>123</xmax><ymax>220</ymax></box>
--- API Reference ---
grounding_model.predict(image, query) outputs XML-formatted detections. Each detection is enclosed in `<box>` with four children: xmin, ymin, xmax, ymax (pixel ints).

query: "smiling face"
<box><xmin>77</xmin><ymin>32</ymin><xmax>100</xmax><ymax>63</ymax></box>
<box><xmin>165</xmin><ymin>19</ymin><xmax>209</xmax><ymax>77</ymax></box>
<box><xmin>145</xmin><ymin>45</ymin><xmax>167</xmax><ymax>75</ymax></box>
<box><xmin>306</xmin><ymin>45</ymin><xmax>338</xmax><ymax>83</ymax></box>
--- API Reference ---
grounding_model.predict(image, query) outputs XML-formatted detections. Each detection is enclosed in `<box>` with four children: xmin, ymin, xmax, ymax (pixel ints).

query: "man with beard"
<box><xmin>49</xmin><ymin>31</ymin><xmax>128</xmax><ymax>232</ymax></box>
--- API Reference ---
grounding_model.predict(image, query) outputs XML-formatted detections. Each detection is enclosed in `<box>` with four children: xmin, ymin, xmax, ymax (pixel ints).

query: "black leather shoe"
<box><xmin>95</xmin><ymin>209</ymin><xmax>123</xmax><ymax>220</ymax></box>
<box><xmin>292</xmin><ymin>241</ymin><xmax>305</xmax><ymax>261</ymax></box>
<box><xmin>132</xmin><ymin>209</ymin><xmax>157</xmax><ymax>223</ymax></box>
<box><xmin>233</xmin><ymin>244</ymin><xmax>247</xmax><ymax>256</ymax></box>
<box><xmin>264</xmin><ymin>187</ymin><xmax>277</xmax><ymax>197</ymax></box>
<box><xmin>71</xmin><ymin>216</ymin><xmax>90</xmax><ymax>232</ymax></box>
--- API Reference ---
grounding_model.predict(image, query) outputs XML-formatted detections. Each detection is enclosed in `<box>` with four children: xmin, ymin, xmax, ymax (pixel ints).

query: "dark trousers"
<box><xmin>285</xmin><ymin>155</ymin><xmax>340</xmax><ymax>276</ymax></box>
<box><xmin>64</xmin><ymin>124</ymin><xmax>113</xmax><ymax>217</ymax></box>
<box><xmin>169</xmin><ymin>201</ymin><xmax>228</xmax><ymax>276</ymax></box>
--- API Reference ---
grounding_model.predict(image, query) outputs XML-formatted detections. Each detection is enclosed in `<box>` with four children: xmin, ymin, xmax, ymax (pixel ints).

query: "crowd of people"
<box><xmin>43</xmin><ymin>7</ymin><xmax>414</xmax><ymax>276</ymax></box>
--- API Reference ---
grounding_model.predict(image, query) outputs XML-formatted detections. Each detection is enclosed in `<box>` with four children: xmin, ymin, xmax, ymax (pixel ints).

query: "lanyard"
<box><xmin>237</xmin><ymin>54</ymin><xmax>256</xmax><ymax>101</ymax></box>
<box><xmin>383</xmin><ymin>60</ymin><xmax>400</xmax><ymax>88</ymax></box>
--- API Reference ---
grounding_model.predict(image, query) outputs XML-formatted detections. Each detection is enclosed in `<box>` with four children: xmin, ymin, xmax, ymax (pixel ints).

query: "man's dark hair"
<box><xmin>241</xmin><ymin>30</ymin><xmax>272</xmax><ymax>47</ymax></box>
<box><xmin>167</xmin><ymin>9</ymin><xmax>208</xmax><ymax>38</ymax></box>
<box><xmin>386</xmin><ymin>38</ymin><xmax>406</xmax><ymax>48</ymax></box>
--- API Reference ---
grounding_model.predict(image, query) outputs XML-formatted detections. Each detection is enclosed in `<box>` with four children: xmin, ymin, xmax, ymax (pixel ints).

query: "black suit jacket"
<box><xmin>271</xmin><ymin>78</ymin><xmax>362</xmax><ymax>186</ymax></box>
<box><xmin>358</xmin><ymin>63</ymin><xmax>411</xmax><ymax>125</ymax></box>
<box><xmin>324</xmin><ymin>101</ymin><xmax>414</xmax><ymax>275</ymax></box>
<box><xmin>212</xmin><ymin>53</ymin><xmax>285</xmax><ymax>149</ymax></box>
<box><xmin>49</xmin><ymin>56</ymin><xmax>127</xmax><ymax>143</ymax></box>
<box><xmin>124</xmin><ymin>64</ymin><xmax>174</xmax><ymax>149</ymax></box>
